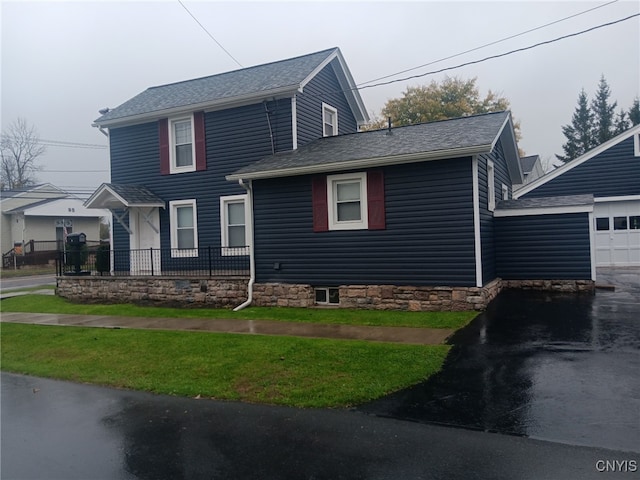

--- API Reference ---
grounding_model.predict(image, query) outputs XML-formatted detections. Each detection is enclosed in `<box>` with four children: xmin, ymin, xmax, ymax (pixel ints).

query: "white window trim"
<box><xmin>169</xmin><ymin>199</ymin><xmax>198</xmax><ymax>257</ymax></box>
<box><xmin>487</xmin><ymin>160</ymin><xmax>496</xmax><ymax>212</ymax></box>
<box><xmin>635</xmin><ymin>133</ymin><xmax>640</xmax><ymax>157</ymax></box>
<box><xmin>315</xmin><ymin>287</ymin><xmax>340</xmax><ymax>305</ymax></box>
<box><xmin>322</xmin><ymin>102</ymin><xmax>338</xmax><ymax>137</ymax></box>
<box><xmin>501</xmin><ymin>183</ymin><xmax>509</xmax><ymax>201</ymax></box>
<box><xmin>220</xmin><ymin>194</ymin><xmax>249</xmax><ymax>256</ymax></box>
<box><xmin>327</xmin><ymin>172</ymin><xmax>368</xmax><ymax>231</ymax></box>
<box><xmin>169</xmin><ymin>115</ymin><xmax>196</xmax><ymax>174</ymax></box>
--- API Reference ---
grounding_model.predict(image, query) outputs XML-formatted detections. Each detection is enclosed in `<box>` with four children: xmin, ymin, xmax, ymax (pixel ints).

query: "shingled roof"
<box><xmin>94</xmin><ymin>47</ymin><xmax>367</xmax><ymax>127</ymax></box>
<box><xmin>227</xmin><ymin>111</ymin><xmax>521</xmax><ymax>181</ymax></box>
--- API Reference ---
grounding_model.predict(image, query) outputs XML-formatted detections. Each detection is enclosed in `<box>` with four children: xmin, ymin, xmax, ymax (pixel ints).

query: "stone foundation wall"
<box><xmin>57</xmin><ymin>276</ymin><xmax>594</xmax><ymax>311</ymax></box>
<box><xmin>57</xmin><ymin>276</ymin><xmax>248</xmax><ymax>308</ymax></box>
<box><xmin>253</xmin><ymin>278</ymin><xmax>503</xmax><ymax>311</ymax></box>
<box><xmin>501</xmin><ymin>279</ymin><xmax>595</xmax><ymax>293</ymax></box>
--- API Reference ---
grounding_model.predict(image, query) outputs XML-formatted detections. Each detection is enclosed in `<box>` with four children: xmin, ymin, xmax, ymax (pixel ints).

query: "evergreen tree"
<box><xmin>591</xmin><ymin>75</ymin><xmax>617</xmax><ymax>145</ymax></box>
<box><xmin>613</xmin><ymin>109</ymin><xmax>629</xmax><ymax>135</ymax></box>
<box><xmin>629</xmin><ymin>97</ymin><xmax>640</xmax><ymax>126</ymax></box>
<box><xmin>556</xmin><ymin>89</ymin><xmax>593</xmax><ymax>163</ymax></box>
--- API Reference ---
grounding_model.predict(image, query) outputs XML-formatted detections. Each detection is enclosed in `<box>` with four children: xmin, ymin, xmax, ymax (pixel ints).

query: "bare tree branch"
<box><xmin>0</xmin><ymin>118</ymin><xmax>46</xmax><ymax>190</ymax></box>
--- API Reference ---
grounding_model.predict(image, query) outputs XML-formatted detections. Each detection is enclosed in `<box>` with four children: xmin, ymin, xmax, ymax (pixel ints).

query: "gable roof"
<box><xmin>227</xmin><ymin>111</ymin><xmax>522</xmax><ymax>181</ymax></box>
<box><xmin>514</xmin><ymin>124</ymin><xmax>640</xmax><ymax>199</ymax></box>
<box><xmin>519</xmin><ymin>155</ymin><xmax>540</xmax><ymax>175</ymax></box>
<box><xmin>94</xmin><ymin>47</ymin><xmax>368</xmax><ymax>127</ymax></box>
<box><xmin>84</xmin><ymin>184</ymin><xmax>165</xmax><ymax>210</ymax></box>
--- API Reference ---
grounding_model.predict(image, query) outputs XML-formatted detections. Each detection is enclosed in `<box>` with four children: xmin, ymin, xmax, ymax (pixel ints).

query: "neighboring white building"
<box><xmin>1</xmin><ymin>184</ymin><xmax>108</xmax><ymax>257</ymax></box>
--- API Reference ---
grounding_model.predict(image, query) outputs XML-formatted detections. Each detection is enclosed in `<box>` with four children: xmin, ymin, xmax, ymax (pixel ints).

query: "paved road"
<box><xmin>2</xmin><ymin>373</ymin><xmax>638</xmax><ymax>480</ymax></box>
<box><xmin>0</xmin><ymin>274</ymin><xmax>56</xmax><ymax>291</ymax></box>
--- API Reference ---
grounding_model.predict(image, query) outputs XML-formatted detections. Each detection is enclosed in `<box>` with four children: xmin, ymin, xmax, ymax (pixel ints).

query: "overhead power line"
<box><xmin>357</xmin><ymin>13</ymin><xmax>640</xmax><ymax>92</ymax></box>
<box><xmin>177</xmin><ymin>0</ymin><xmax>243</xmax><ymax>68</ymax></box>
<box><xmin>358</xmin><ymin>0</ymin><xmax>621</xmax><ymax>86</ymax></box>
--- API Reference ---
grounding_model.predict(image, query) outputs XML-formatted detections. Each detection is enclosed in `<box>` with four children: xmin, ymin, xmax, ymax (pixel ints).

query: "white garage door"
<box><xmin>594</xmin><ymin>200</ymin><xmax>640</xmax><ymax>266</ymax></box>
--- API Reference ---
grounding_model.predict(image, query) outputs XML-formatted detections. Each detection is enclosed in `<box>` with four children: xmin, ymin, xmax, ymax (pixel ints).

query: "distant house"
<box><xmin>1</xmin><ymin>184</ymin><xmax>107</xmax><ymax>264</ymax></box>
<box><xmin>515</xmin><ymin>125</ymin><xmax>640</xmax><ymax>267</ymax></box>
<box><xmin>515</xmin><ymin>155</ymin><xmax>545</xmax><ymax>187</ymax></box>
<box><xmin>74</xmin><ymin>48</ymin><xmax>597</xmax><ymax>311</ymax></box>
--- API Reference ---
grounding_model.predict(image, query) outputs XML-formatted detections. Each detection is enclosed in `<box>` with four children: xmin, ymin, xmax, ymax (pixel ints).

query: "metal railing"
<box><xmin>57</xmin><ymin>246</ymin><xmax>250</xmax><ymax>277</ymax></box>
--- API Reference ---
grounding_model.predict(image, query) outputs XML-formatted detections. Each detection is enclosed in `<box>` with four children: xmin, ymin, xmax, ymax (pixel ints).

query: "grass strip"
<box><xmin>1</xmin><ymin>322</ymin><xmax>450</xmax><ymax>408</ymax></box>
<box><xmin>0</xmin><ymin>295</ymin><xmax>476</xmax><ymax>329</ymax></box>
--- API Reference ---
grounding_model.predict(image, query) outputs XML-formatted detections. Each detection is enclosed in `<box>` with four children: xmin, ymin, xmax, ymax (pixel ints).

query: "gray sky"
<box><xmin>2</xmin><ymin>0</ymin><xmax>638</xmax><ymax>197</ymax></box>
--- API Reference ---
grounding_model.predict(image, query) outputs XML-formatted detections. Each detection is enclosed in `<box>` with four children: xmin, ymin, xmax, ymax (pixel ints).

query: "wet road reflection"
<box><xmin>357</xmin><ymin>286</ymin><xmax>640</xmax><ymax>452</ymax></box>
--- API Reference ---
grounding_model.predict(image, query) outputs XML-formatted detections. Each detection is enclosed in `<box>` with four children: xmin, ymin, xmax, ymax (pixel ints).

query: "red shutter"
<box><xmin>159</xmin><ymin>118</ymin><xmax>170</xmax><ymax>175</ymax></box>
<box><xmin>312</xmin><ymin>176</ymin><xmax>328</xmax><ymax>232</ymax></box>
<box><xmin>367</xmin><ymin>170</ymin><xmax>385</xmax><ymax>230</ymax></box>
<box><xmin>194</xmin><ymin>111</ymin><xmax>207</xmax><ymax>171</ymax></box>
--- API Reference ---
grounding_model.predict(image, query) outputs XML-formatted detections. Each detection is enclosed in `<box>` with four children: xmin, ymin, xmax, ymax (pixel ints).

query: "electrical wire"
<box><xmin>177</xmin><ymin>0</ymin><xmax>243</xmax><ymax>68</ymax></box>
<box><xmin>358</xmin><ymin>0</ymin><xmax>622</xmax><ymax>86</ymax></box>
<box><xmin>356</xmin><ymin>13</ymin><xmax>640</xmax><ymax>92</ymax></box>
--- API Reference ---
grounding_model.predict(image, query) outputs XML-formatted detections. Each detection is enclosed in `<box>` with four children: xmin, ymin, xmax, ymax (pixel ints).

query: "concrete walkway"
<box><xmin>0</xmin><ymin>312</ymin><xmax>454</xmax><ymax>345</ymax></box>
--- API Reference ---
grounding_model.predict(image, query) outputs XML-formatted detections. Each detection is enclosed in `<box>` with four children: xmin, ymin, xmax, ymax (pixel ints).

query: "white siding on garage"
<box><xmin>594</xmin><ymin>199</ymin><xmax>640</xmax><ymax>266</ymax></box>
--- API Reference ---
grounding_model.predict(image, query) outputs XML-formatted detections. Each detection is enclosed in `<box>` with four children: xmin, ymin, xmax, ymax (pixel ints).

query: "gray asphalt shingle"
<box><xmin>229</xmin><ymin>111</ymin><xmax>511</xmax><ymax>179</ymax></box>
<box><xmin>95</xmin><ymin>48</ymin><xmax>338</xmax><ymax>124</ymax></box>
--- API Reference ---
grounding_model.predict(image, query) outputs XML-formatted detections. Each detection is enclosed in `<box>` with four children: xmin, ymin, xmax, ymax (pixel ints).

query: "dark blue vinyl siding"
<box><xmin>479</xmin><ymin>141</ymin><xmax>512</xmax><ymax>285</ymax></box>
<box><xmin>495</xmin><ymin>213</ymin><xmax>592</xmax><ymax>279</ymax></box>
<box><xmin>253</xmin><ymin>158</ymin><xmax>476</xmax><ymax>286</ymax></box>
<box><xmin>296</xmin><ymin>62</ymin><xmax>358</xmax><ymax>147</ymax></box>
<box><xmin>523</xmin><ymin>135</ymin><xmax>640</xmax><ymax>198</ymax></box>
<box><xmin>109</xmin><ymin>99</ymin><xmax>292</xmax><ymax>251</ymax></box>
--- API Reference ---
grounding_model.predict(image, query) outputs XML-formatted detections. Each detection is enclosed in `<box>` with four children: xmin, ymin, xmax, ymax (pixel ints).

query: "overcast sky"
<box><xmin>2</xmin><ymin>0</ymin><xmax>638</xmax><ymax>197</ymax></box>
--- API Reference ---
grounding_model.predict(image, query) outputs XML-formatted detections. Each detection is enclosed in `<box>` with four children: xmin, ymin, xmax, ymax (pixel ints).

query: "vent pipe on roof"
<box><xmin>386</xmin><ymin>117</ymin><xmax>392</xmax><ymax>135</ymax></box>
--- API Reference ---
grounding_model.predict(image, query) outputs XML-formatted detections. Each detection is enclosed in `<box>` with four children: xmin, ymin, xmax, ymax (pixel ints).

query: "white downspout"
<box><xmin>233</xmin><ymin>178</ymin><xmax>255</xmax><ymax>311</ymax></box>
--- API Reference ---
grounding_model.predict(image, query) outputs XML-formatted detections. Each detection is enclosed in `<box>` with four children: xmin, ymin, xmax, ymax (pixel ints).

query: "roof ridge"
<box><xmin>146</xmin><ymin>47</ymin><xmax>338</xmax><ymax>91</ymax></box>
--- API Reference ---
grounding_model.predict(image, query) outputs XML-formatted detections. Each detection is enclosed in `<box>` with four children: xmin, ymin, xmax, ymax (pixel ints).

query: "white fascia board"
<box><xmin>493</xmin><ymin>204</ymin><xmax>593</xmax><ymax>217</ymax></box>
<box><xmin>94</xmin><ymin>86</ymin><xmax>299</xmax><ymax>129</ymax></box>
<box><xmin>84</xmin><ymin>184</ymin><xmax>127</xmax><ymax>209</ymax></box>
<box><xmin>594</xmin><ymin>195</ymin><xmax>640</xmax><ymax>203</ymax></box>
<box><xmin>226</xmin><ymin>144</ymin><xmax>492</xmax><ymax>181</ymax></box>
<box><xmin>493</xmin><ymin>113</ymin><xmax>524</xmax><ymax>185</ymax></box>
<box><xmin>514</xmin><ymin>124</ymin><xmax>640</xmax><ymax>199</ymax></box>
<box><xmin>300</xmin><ymin>48</ymin><xmax>369</xmax><ymax>125</ymax></box>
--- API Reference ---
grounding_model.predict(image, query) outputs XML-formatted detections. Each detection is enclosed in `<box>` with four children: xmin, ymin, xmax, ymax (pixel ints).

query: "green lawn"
<box><xmin>1</xmin><ymin>322</ymin><xmax>450</xmax><ymax>408</ymax></box>
<box><xmin>0</xmin><ymin>294</ymin><xmax>477</xmax><ymax>328</ymax></box>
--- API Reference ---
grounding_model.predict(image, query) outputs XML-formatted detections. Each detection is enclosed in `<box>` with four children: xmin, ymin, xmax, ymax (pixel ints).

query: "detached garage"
<box><xmin>515</xmin><ymin>125</ymin><xmax>640</xmax><ymax>267</ymax></box>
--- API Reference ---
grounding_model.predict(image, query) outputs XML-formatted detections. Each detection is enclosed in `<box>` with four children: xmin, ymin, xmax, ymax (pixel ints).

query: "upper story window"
<box><xmin>322</xmin><ymin>103</ymin><xmax>338</xmax><ymax>137</ymax></box>
<box><xmin>327</xmin><ymin>172</ymin><xmax>368</xmax><ymax>230</ymax></box>
<box><xmin>487</xmin><ymin>160</ymin><xmax>496</xmax><ymax>212</ymax></box>
<box><xmin>220</xmin><ymin>194</ymin><xmax>249</xmax><ymax>255</ymax></box>
<box><xmin>169</xmin><ymin>199</ymin><xmax>198</xmax><ymax>257</ymax></box>
<box><xmin>501</xmin><ymin>183</ymin><xmax>509</xmax><ymax>201</ymax></box>
<box><xmin>170</xmin><ymin>116</ymin><xmax>195</xmax><ymax>173</ymax></box>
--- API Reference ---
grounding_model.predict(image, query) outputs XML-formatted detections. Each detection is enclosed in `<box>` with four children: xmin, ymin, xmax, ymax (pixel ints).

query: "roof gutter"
<box><xmin>226</xmin><ymin>144</ymin><xmax>493</xmax><ymax>181</ymax></box>
<box><xmin>233</xmin><ymin>179</ymin><xmax>255</xmax><ymax>311</ymax></box>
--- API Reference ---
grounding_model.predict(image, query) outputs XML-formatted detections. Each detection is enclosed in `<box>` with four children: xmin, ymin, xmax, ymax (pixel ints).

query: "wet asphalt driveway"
<box><xmin>357</xmin><ymin>268</ymin><xmax>640</xmax><ymax>453</ymax></box>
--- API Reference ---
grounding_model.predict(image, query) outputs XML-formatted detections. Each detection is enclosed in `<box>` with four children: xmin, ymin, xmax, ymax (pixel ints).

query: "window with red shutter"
<box><xmin>367</xmin><ymin>170</ymin><xmax>385</xmax><ymax>230</ymax></box>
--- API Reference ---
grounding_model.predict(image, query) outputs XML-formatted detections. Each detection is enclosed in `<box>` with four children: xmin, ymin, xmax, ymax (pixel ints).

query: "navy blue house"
<box><xmin>83</xmin><ymin>48</ymin><xmax>599</xmax><ymax>311</ymax></box>
<box><xmin>85</xmin><ymin>47</ymin><xmax>368</xmax><ymax>275</ymax></box>
<box><xmin>515</xmin><ymin>125</ymin><xmax>640</xmax><ymax>268</ymax></box>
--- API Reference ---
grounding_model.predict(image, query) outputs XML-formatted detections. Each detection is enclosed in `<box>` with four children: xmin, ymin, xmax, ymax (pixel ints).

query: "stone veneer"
<box><xmin>57</xmin><ymin>276</ymin><xmax>248</xmax><ymax>308</ymax></box>
<box><xmin>252</xmin><ymin>279</ymin><xmax>504</xmax><ymax>311</ymax></box>
<box><xmin>57</xmin><ymin>276</ymin><xmax>594</xmax><ymax>311</ymax></box>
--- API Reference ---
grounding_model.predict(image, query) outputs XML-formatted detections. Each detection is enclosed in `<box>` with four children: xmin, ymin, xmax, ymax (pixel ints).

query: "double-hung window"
<box><xmin>220</xmin><ymin>194</ymin><xmax>249</xmax><ymax>255</ymax></box>
<box><xmin>170</xmin><ymin>116</ymin><xmax>195</xmax><ymax>173</ymax></box>
<box><xmin>327</xmin><ymin>172</ymin><xmax>368</xmax><ymax>230</ymax></box>
<box><xmin>322</xmin><ymin>103</ymin><xmax>338</xmax><ymax>137</ymax></box>
<box><xmin>169</xmin><ymin>199</ymin><xmax>198</xmax><ymax>257</ymax></box>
